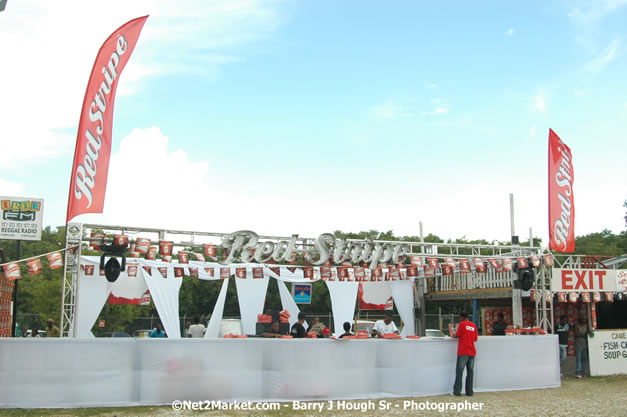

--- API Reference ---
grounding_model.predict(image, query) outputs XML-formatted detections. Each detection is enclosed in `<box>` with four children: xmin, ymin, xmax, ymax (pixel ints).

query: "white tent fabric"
<box><xmin>277</xmin><ymin>279</ymin><xmax>303</xmax><ymax>329</ymax></box>
<box><xmin>205</xmin><ymin>278</ymin><xmax>229</xmax><ymax>338</ymax></box>
<box><xmin>234</xmin><ymin>269</ymin><xmax>270</xmax><ymax>335</ymax></box>
<box><xmin>325</xmin><ymin>280</ymin><xmax>359</xmax><ymax>336</ymax></box>
<box><xmin>139</xmin><ymin>265</ymin><xmax>183</xmax><ymax>338</ymax></box>
<box><xmin>76</xmin><ymin>270</ymin><xmax>112</xmax><ymax>338</ymax></box>
<box><xmin>388</xmin><ymin>279</ymin><xmax>416</xmax><ymax>337</ymax></box>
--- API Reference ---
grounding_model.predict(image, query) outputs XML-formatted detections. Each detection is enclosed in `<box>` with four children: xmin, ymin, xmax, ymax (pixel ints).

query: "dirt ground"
<box><xmin>5</xmin><ymin>374</ymin><xmax>626</xmax><ymax>417</ymax></box>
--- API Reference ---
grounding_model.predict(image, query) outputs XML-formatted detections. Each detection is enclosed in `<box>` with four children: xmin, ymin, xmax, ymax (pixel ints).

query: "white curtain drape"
<box><xmin>234</xmin><ymin>268</ymin><xmax>270</xmax><ymax>335</ymax></box>
<box><xmin>389</xmin><ymin>279</ymin><xmax>416</xmax><ymax>337</ymax></box>
<box><xmin>325</xmin><ymin>280</ymin><xmax>358</xmax><ymax>336</ymax></box>
<box><xmin>277</xmin><ymin>280</ymin><xmax>303</xmax><ymax>329</ymax></box>
<box><xmin>75</xmin><ymin>261</ymin><xmax>112</xmax><ymax>338</ymax></box>
<box><xmin>205</xmin><ymin>278</ymin><xmax>230</xmax><ymax>338</ymax></box>
<box><xmin>139</xmin><ymin>264</ymin><xmax>183</xmax><ymax>338</ymax></box>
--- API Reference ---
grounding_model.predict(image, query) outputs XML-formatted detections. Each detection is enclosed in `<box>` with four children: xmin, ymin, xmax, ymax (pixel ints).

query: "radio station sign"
<box><xmin>551</xmin><ymin>268</ymin><xmax>625</xmax><ymax>292</ymax></box>
<box><xmin>0</xmin><ymin>197</ymin><xmax>44</xmax><ymax>241</ymax></box>
<box><xmin>588</xmin><ymin>330</ymin><xmax>627</xmax><ymax>376</ymax></box>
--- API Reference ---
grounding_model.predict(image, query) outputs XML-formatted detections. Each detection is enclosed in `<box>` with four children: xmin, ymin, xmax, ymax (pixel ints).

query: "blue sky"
<box><xmin>0</xmin><ymin>0</ymin><xmax>625</xmax><ymax>245</ymax></box>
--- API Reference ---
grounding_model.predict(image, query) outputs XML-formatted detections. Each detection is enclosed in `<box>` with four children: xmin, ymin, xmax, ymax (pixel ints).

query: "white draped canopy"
<box><xmin>77</xmin><ymin>257</ymin><xmax>416</xmax><ymax>338</ymax></box>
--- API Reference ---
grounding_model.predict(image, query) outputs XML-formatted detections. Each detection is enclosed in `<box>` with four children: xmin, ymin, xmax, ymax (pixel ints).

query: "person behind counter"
<box><xmin>492</xmin><ymin>313</ymin><xmax>507</xmax><ymax>336</ymax></box>
<box><xmin>309</xmin><ymin>316</ymin><xmax>326</xmax><ymax>337</ymax></box>
<box><xmin>372</xmin><ymin>313</ymin><xmax>398</xmax><ymax>338</ymax></box>
<box><xmin>263</xmin><ymin>321</ymin><xmax>286</xmax><ymax>338</ymax></box>
<box><xmin>338</xmin><ymin>322</ymin><xmax>353</xmax><ymax>338</ymax></box>
<box><xmin>290</xmin><ymin>312</ymin><xmax>307</xmax><ymax>338</ymax></box>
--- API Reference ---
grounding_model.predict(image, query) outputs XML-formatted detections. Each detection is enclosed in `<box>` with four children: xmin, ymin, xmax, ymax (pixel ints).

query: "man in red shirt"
<box><xmin>453</xmin><ymin>312</ymin><xmax>478</xmax><ymax>396</ymax></box>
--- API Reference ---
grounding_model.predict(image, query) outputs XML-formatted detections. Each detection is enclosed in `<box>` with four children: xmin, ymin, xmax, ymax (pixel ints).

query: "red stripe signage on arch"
<box><xmin>548</xmin><ymin>129</ymin><xmax>575</xmax><ymax>253</ymax></box>
<box><xmin>66</xmin><ymin>16</ymin><xmax>149</xmax><ymax>223</ymax></box>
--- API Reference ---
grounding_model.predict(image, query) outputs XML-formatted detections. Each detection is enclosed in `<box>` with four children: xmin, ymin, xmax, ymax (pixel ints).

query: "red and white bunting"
<box><xmin>90</xmin><ymin>232</ymin><xmax>105</xmax><ymax>250</ymax></box>
<box><xmin>427</xmin><ymin>257</ymin><xmax>439</xmax><ymax>269</ymax></box>
<box><xmin>445</xmin><ymin>258</ymin><xmax>456</xmax><ymax>268</ymax></box>
<box><xmin>459</xmin><ymin>259</ymin><xmax>471</xmax><ymax>274</ymax></box>
<box><xmin>135</xmin><ymin>238</ymin><xmax>150</xmax><ymax>254</ymax></box>
<box><xmin>162</xmin><ymin>255</ymin><xmax>172</xmax><ymax>263</ymax></box>
<box><xmin>114</xmin><ymin>234</ymin><xmax>128</xmax><ymax>247</ymax></box>
<box><xmin>159</xmin><ymin>241</ymin><xmax>173</xmax><ymax>256</ymax></box>
<box><xmin>204</xmin><ymin>267</ymin><xmax>215</xmax><ymax>277</ymax></box>
<box><xmin>178</xmin><ymin>251</ymin><xmax>189</xmax><ymax>264</ymax></box>
<box><xmin>3</xmin><ymin>263</ymin><xmax>21</xmax><ymax>280</ymax></box>
<box><xmin>204</xmin><ymin>244</ymin><xmax>217</xmax><ymax>258</ymax></box>
<box><xmin>488</xmin><ymin>258</ymin><xmax>499</xmax><ymax>269</ymax></box>
<box><xmin>84</xmin><ymin>264</ymin><xmax>95</xmax><ymax>276</ymax></box>
<box><xmin>410</xmin><ymin>256</ymin><xmax>423</xmax><ymax>267</ymax></box>
<box><xmin>47</xmin><ymin>252</ymin><xmax>64</xmax><ymax>270</ymax></box>
<box><xmin>220</xmin><ymin>267</ymin><xmax>230</xmax><ymax>279</ymax></box>
<box><xmin>174</xmin><ymin>267</ymin><xmax>184</xmax><ymax>278</ymax></box>
<box><xmin>503</xmin><ymin>258</ymin><xmax>513</xmax><ymax>272</ymax></box>
<box><xmin>582</xmin><ymin>292</ymin><xmax>591</xmax><ymax>303</ymax></box>
<box><xmin>605</xmin><ymin>292</ymin><xmax>613</xmax><ymax>302</ymax></box>
<box><xmin>158</xmin><ymin>267</ymin><xmax>168</xmax><ymax>278</ymax></box>
<box><xmin>253</xmin><ymin>267</ymin><xmax>264</xmax><ymax>279</ymax></box>
<box><xmin>442</xmin><ymin>265</ymin><xmax>453</xmax><ymax>276</ymax></box>
<box><xmin>26</xmin><ymin>258</ymin><xmax>43</xmax><ymax>275</ymax></box>
<box><xmin>517</xmin><ymin>257</ymin><xmax>529</xmax><ymax>269</ymax></box>
<box><xmin>236</xmin><ymin>267</ymin><xmax>246</xmax><ymax>279</ymax></box>
<box><xmin>531</xmin><ymin>256</ymin><xmax>540</xmax><ymax>268</ymax></box>
<box><xmin>189</xmin><ymin>267</ymin><xmax>198</xmax><ymax>278</ymax></box>
<box><xmin>569</xmin><ymin>292</ymin><xmax>578</xmax><ymax>303</ymax></box>
<box><xmin>407</xmin><ymin>265</ymin><xmax>418</xmax><ymax>277</ymax></box>
<box><xmin>543</xmin><ymin>254</ymin><xmax>553</xmax><ymax>267</ymax></box>
<box><xmin>126</xmin><ymin>264</ymin><xmax>137</xmax><ymax>277</ymax></box>
<box><xmin>557</xmin><ymin>292</ymin><xmax>567</xmax><ymax>303</ymax></box>
<box><xmin>192</xmin><ymin>252</ymin><xmax>204</xmax><ymax>262</ymax></box>
<box><xmin>145</xmin><ymin>247</ymin><xmax>157</xmax><ymax>260</ymax></box>
<box><xmin>473</xmin><ymin>258</ymin><xmax>486</xmax><ymax>273</ymax></box>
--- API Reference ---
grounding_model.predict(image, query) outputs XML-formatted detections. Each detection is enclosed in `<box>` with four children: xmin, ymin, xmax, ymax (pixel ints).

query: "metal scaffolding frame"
<box><xmin>59</xmin><ymin>222</ymin><xmax>543</xmax><ymax>337</ymax></box>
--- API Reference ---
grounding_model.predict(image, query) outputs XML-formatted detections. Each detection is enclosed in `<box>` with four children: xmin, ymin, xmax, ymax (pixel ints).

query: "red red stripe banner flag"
<box><xmin>66</xmin><ymin>16</ymin><xmax>149</xmax><ymax>222</ymax></box>
<box><xmin>548</xmin><ymin>129</ymin><xmax>575</xmax><ymax>252</ymax></box>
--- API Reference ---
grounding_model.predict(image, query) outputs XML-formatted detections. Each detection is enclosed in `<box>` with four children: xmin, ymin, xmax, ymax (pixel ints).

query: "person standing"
<box><xmin>556</xmin><ymin>315</ymin><xmax>570</xmax><ymax>374</ymax></box>
<box><xmin>575</xmin><ymin>316</ymin><xmax>593</xmax><ymax>378</ymax></box>
<box><xmin>46</xmin><ymin>319</ymin><xmax>60</xmax><ymax>337</ymax></box>
<box><xmin>188</xmin><ymin>317</ymin><xmax>206</xmax><ymax>338</ymax></box>
<box><xmin>453</xmin><ymin>312</ymin><xmax>478</xmax><ymax>397</ymax></box>
<box><xmin>492</xmin><ymin>313</ymin><xmax>507</xmax><ymax>336</ymax></box>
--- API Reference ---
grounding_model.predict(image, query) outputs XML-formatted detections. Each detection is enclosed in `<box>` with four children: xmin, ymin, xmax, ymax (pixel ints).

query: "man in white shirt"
<box><xmin>373</xmin><ymin>313</ymin><xmax>398</xmax><ymax>338</ymax></box>
<box><xmin>188</xmin><ymin>316</ymin><xmax>206</xmax><ymax>338</ymax></box>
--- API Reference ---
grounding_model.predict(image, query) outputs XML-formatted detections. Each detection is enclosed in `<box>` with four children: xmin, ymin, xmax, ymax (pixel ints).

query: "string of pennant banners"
<box><xmin>0</xmin><ymin>237</ymin><xmax>620</xmax><ymax>304</ymax></box>
<box><xmin>0</xmin><ymin>246</ymin><xmax>78</xmax><ymax>280</ymax></box>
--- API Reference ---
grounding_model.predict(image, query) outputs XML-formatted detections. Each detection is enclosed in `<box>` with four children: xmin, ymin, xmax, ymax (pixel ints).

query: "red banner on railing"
<box><xmin>548</xmin><ymin>129</ymin><xmax>575</xmax><ymax>252</ymax></box>
<box><xmin>66</xmin><ymin>16</ymin><xmax>148</xmax><ymax>223</ymax></box>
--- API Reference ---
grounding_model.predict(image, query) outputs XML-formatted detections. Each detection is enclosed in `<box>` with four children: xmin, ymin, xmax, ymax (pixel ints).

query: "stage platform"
<box><xmin>0</xmin><ymin>336</ymin><xmax>560</xmax><ymax>408</ymax></box>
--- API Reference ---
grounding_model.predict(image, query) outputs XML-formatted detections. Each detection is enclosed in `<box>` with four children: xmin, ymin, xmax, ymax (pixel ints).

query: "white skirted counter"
<box><xmin>0</xmin><ymin>335</ymin><xmax>560</xmax><ymax>408</ymax></box>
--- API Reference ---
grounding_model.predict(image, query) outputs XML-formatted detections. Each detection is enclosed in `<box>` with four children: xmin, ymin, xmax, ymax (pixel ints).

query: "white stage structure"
<box><xmin>61</xmin><ymin>223</ymin><xmax>543</xmax><ymax>338</ymax></box>
<box><xmin>0</xmin><ymin>336</ymin><xmax>560</xmax><ymax>408</ymax></box>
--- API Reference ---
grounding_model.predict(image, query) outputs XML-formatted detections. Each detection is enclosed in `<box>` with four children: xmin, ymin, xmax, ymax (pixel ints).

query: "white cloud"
<box><xmin>534</xmin><ymin>94</ymin><xmax>546</xmax><ymax>113</ymax></box>
<box><xmin>425</xmin><ymin>83</ymin><xmax>438</xmax><ymax>88</ymax></box>
<box><xmin>0</xmin><ymin>178</ymin><xmax>25</xmax><ymax>196</ymax></box>
<box><xmin>505</xmin><ymin>28</ymin><xmax>515</xmax><ymax>37</ymax></box>
<box><xmin>370</xmin><ymin>100</ymin><xmax>411</xmax><ymax>119</ymax></box>
<box><xmin>421</xmin><ymin>99</ymin><xmax>449</xmax><ymax>117</ymax></box>
<box><xmin>529</xmin><ymin>125</ymin><xmax>537</xmax><ymax>137</ymax></box>
<box><xmin>0</xmin><ymin>0</ymin><xmax>286</xmax><ymax>169</ymax></box>
<box><xmin>575</xmin><ymin>90</ymin><xmax>585</xmax><ymax>96</ymax></box>
<box><xmin>583</xmin><ymin>39</ymin><xmax>621</xmax><ymax>74</ymax></box>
